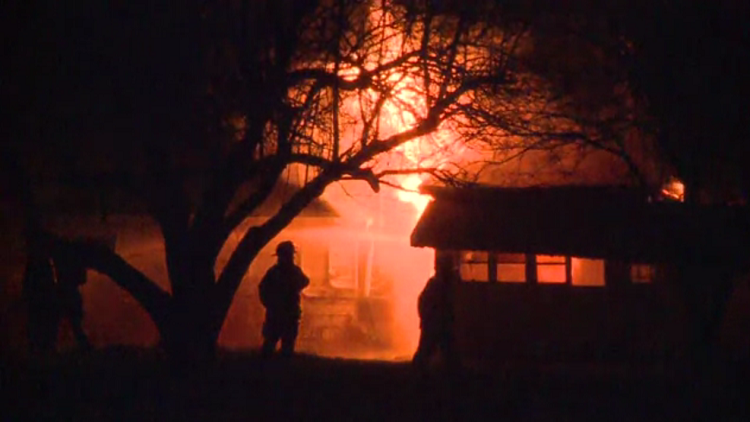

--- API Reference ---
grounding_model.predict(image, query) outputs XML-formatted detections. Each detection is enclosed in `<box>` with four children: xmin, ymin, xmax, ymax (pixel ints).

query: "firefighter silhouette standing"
<box><xmin>413</xmin><ymin>252</ymin><xmax>460</xmax><ymax>371</ymax></box>
<box><xmin>259</xmin><ymin>241</ymin><xmax>309</xmax><ymax>357</ymax></box>
<box><xmin>22</xmin><ymin>234</ymin><xmax>59</xmax><ymax>355</ymax></box>
<box><xmin>54</xmin><ymin>248</ymin><xmax>91</xmax><ymax>351</ymax></box>
<box><xmin>23</xmin><ymin>235</ymin><xmax>91</xmax><ymax>354</ymax></box>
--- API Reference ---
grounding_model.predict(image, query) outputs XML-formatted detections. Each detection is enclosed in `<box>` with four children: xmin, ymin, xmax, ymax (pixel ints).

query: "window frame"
<box><xmin>495</xmin><ymin>253</ymin><xmax>528</xmax><ymax>283</ymax></box>
<box><xmin>455</xmin><ymin>250</ymin><xmax>608</xmax><ymax>287</ymax></box>
<box><xmin>459</xmin><ymin>250</ymin><xmax>491</xmax><ymax>282</ymax></box>
<box><xmin>535</xmin><ymin>255</ymin><xmax>571</xmax><ymax>284</ymax></box>
<box><xmin>630</xmin><ymin>263</ymin><xmax>656</xmax><ymax>284</ymax></box>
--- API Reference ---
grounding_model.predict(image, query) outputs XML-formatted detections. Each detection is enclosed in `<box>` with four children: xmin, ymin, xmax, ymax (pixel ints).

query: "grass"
<box><xmin>3</xmin><ymin>346</ymin><xmax>749</xmax><ymax>421</ymax></box>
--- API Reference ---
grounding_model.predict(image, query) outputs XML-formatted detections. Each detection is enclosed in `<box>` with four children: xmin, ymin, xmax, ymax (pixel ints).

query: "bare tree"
<box><xmin>29</xmin><ymin>0</ymin><xmax>639</xmax><ymax>361</ymax></box>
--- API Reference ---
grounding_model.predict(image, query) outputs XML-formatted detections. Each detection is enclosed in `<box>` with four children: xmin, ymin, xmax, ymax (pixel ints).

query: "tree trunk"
<box><xmin>161</xmin><ymin>259</ymin><xmax>223</xmax><ymax>364</ymax></box>
<box><xmin>161</xmin><ymin>305</ymin><xmax>218</xmax><ymax>366</ymax></box>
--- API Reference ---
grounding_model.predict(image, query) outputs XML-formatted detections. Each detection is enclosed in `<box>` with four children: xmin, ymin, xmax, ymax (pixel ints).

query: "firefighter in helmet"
<box><xmin>413</xmin><ymin>251</ymin><xmax>460</xmax><ymax>370</ymax></box>
<box><xmin>259</xmin><ymin>241</ymin><xmax>310</xmax><ymax>357</ymax></box>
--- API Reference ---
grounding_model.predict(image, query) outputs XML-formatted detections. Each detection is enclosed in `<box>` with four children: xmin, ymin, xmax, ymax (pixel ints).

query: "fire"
<box><xmin>317</xmin><ymin>3</ymin><xmax>467</xmax><ymax>358</ymax></box>
<box><xmin>395</xmin><ymin>175</ymin><xmax>431</xmax><ymax>218</ymax></box>
<box><xmin>661</xmin><ymin>177</ymin><xmax>685</xmax><ymax>202</ymax></box>
<box><xmin>352</xmin><ymin>5</ymin><xmax>461</xmax><ymax>355</ymax></box>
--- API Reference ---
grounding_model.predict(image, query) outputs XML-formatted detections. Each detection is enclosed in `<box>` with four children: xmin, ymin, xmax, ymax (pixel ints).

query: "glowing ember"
<box><xmin>661</xmin><ymin>177</ymin><xmax>685</xmax><ymax>202</ymax></box>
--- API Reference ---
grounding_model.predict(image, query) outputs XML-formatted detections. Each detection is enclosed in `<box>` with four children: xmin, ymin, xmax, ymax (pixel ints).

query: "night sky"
<box><xmin>2</xmin><ymin>0</ymin><xmax>749</xmax><ymax>196</ymax></box>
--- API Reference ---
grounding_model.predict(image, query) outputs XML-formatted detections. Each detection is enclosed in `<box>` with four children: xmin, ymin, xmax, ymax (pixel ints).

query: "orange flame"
<box><xmin>353</xmin><ymin>6</ymin><xmax>460</xmax><ymax>354</ymax></box>
<box><xmin>320</xmin><ymin>4</ymin><xmax>469</xmax><ymax>357</ymax></box>
<box><xmin>661</xmin><ymin>177</ymin><xmax>685</xmax><ymax>202</ymax></box>
<box><xmin>395</xmin><ymin>175</ymin><xmax>431</xmax><ymax>218</ymax></box>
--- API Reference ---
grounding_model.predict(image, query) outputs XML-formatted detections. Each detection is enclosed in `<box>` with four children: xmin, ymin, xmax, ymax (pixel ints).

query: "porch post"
<box><xmin>526</xmin><ymin>253</ymin><xmax>537</xmax><ymax>285</ymax></box>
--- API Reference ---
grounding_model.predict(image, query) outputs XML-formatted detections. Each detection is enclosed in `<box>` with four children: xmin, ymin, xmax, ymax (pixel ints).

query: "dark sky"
<box><xmin>5</xmin><ymin>2</ymin><xmax>199</xmax><ymax>144</ymax></box>
<box><xmin>3</xmin><ymin>1</ymin><xmax>749</xmax><ymax>192</ymax></box>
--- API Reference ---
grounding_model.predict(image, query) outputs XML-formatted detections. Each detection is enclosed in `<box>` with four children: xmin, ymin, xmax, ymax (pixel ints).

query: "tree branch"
<box><xmin>212</xmin><ymin>170</ymin><xmax>335</xmax><ymax>333</ymax></box>
<box><xmin>51</xmin><ymin>236</ymin><xmax>172</xmax><ymax>332</ymax></box>
<box><xmin>219</xmin><ymin>162</ymin><xmax>285</xmax><ymax>241</ymax></box>
<box><xmin>288</xmin><ymin>50</ymin><xmax>421</xmax><ymax>91</ymax></box>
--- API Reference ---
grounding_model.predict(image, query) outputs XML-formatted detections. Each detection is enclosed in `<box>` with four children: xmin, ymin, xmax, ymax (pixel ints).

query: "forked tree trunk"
<box><xmin>52</xmin><ymin>172</ymin><xmax>326</xmax><ymax>363</ymax></box>
<box><xmin>159</xmin><ymin>257</ymin><xmax>226</xmax><ymax>364</ymax></box>
<box><xmin>161</xmin><ymin>298</ymin><xmax>220</xmax><ymax>365</ymax></box>
<box><xmin>50</xmin><ymin>236</ymin><xmax>225</xmax><ymax>364</ymax></box>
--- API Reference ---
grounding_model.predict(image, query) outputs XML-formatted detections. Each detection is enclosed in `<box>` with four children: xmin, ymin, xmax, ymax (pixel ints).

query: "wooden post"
<box><xmin>488</xmin><ymin>252</ymin><xmax>497</xmax><ymax>283</ymax></box>
<box><xmin>526</xmin><ymin>253</ymin><xmax>537</xmax><ymax>285</ymax></box>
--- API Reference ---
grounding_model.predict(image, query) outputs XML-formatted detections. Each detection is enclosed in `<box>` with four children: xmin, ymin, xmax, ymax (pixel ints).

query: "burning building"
<box><xmin>410</xmin><ymin>185</ymin><xmax>750</xmax><ymax>362</ymax></box>
<box><xmin>216</xmin><ymin>178</ymin><xmax>433</xmax><ymax>359</ymax></box>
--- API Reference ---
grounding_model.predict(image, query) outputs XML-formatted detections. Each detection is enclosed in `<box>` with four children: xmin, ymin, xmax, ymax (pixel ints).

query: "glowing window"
<box><xmin>460</xmin><ymin>251</ymin><xmax>489</xmax><ymax>282</ymax></box>
<box><xmin>631</xmin><ymin>264</ymin><xmax>655</xmax><ymax>283</ymax></box>
<box><xmin>537</xmin><ymin>255</ymin><xmax>567</xmax><ymax>283</ymax></box>
<box><xmin>496</xmin><ymin>253</ymin><xmax>526</xmax><ymax>283</ymax></box>
<box><xmin>571</xmin><ymin>258</ymin><xmax>605</xmax><ymax>286</ymax></box>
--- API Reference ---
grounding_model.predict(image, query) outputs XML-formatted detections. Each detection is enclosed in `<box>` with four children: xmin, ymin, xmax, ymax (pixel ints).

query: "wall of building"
<box><xmin>453</xmin><ymin>282</ymin><xmax>692</xmax><ymax>362</ymax></box>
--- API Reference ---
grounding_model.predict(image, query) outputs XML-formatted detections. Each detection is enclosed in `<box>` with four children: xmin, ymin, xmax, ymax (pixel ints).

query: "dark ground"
<box><xmin>2</xmin><ymin>348</ymin><xmax>749</xmax><ymax>421</ymax></box>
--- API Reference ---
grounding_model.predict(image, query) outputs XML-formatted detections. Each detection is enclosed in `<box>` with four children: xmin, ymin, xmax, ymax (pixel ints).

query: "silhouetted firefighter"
<box><xmin>54</xmin><ymin>248</ymin><xmax>91</xmax><ymax>351</ymax></box>
<box><xmin>413</xmin><ymin>252</ymin><xmax>460</xmax><ymax>371</ymax></box>
<box><xmin>22</xmin><ymin>234</ymin><xmax>91</xmax><ymax>354</ymax></box>
<box><xmin>259</xmin><ymin>241</ymin><xmax>310</xmax><ymax>357</ymax></box>
<box><xmin>22</xmin><ymin>234</ymin><xmax>58</xmax><ymax>355</ymax></box>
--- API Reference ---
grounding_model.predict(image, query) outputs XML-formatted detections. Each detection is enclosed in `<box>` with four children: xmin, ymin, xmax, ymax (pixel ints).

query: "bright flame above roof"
<box><xmin>661</xmin><ymin>177</ymin><xmax>685</xmax><ymax>202</ymax></box>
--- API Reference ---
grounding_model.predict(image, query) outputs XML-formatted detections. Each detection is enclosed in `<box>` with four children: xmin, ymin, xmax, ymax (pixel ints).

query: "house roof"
<box><xmin>236</xmin><ymin>179</ymin><xmax>339</xmax><ymax>218</ymax></box>
<box><xmin>410</xmin><ymin>186</ymin><xmax>750</xmax><ymax>266</ymax></box>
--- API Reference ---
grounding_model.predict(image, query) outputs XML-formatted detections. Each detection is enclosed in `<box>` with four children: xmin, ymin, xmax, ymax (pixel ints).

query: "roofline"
<box><xmin>419</xmin><ymin>184</ymin><xmax>650</xmax><ymax>201</ymax></box>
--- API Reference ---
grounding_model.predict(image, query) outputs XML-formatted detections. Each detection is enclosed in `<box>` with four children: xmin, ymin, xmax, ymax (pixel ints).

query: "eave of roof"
<box><xmin>411</xmin><ymin>186</ymin><xmax>750</xmax><ymax>265</ymax></box>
